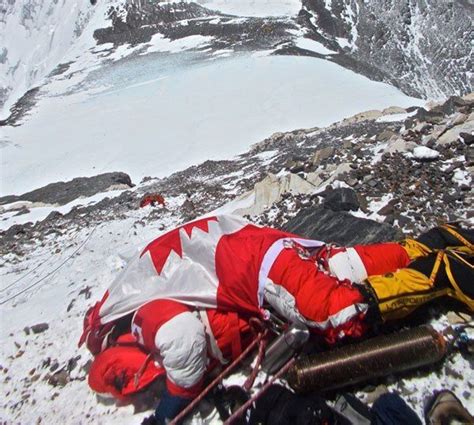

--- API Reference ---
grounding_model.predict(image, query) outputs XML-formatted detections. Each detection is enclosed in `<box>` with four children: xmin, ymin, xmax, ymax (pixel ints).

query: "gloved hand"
<box><xmin>154</xmin><ymin>388</ymin><xmax>192</xmax><ymax>424</ymax></box>
<box><xmin>140</xmin><ymin>415</ymin><xmax>159</xmax><ymax>425</ymax></box>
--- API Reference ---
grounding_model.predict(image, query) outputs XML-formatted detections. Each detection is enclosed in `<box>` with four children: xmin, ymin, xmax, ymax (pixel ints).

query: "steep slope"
<box><xmin>1</xmin><ymin>96</ymin><xmax>472</xmax><ymax>424</ymax></box>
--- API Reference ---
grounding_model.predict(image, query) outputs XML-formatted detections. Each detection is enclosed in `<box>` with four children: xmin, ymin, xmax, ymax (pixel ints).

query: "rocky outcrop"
<box><xmin>94</xmin><ymin>0</ymin><xmax>471</xmax><ymax>101</ymax></box>
<box><xmin>94</xmin><ymin>1</ymin><xmax>296</xmax><ymax>49</ymax></box>
<box><xmin>0</xmin><ymin>172</ymin><xmax>134</xmax><ymax>206</ymax></box>
<box><xmin>297</xmin><ymin>0</ymin><xmax>473</xmax><ymax>99</ymax></box>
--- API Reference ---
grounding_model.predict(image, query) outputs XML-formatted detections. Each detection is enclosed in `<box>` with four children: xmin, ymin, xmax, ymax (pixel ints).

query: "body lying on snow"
<box><xmin>78</xmin><ymin>214</ymin><xmax>474</xmax><ymax>424</ymax></box>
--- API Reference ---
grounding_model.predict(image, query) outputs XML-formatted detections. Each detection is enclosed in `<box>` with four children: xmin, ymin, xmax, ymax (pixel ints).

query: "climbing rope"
<box><xmin>0</xmin><ymin>229</ymin><xmax>84</xmax><ymax>293</ymax></box>
<box><xmin>0</xmin><ymin>226</ymin><xmax>98</xmax><ymax>306</ymax></box>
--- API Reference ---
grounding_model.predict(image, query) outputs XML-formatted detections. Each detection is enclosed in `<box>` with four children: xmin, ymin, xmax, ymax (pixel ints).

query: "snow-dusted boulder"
<box><xmin>234</xmin><ymin>173</ymin><xmax>316</xmax><ymax>216</ymax></box>
<box><xmin>412</xmin><ymin>146</ymin><xmax>440</xmax><ymax>161</ymax></box>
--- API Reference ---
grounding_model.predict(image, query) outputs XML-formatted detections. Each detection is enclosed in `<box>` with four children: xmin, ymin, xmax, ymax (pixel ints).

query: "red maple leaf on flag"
<box><xmin>141</xmin><ymin>216</ymin><xmax>218</xmax><ymax>274</ymax></box>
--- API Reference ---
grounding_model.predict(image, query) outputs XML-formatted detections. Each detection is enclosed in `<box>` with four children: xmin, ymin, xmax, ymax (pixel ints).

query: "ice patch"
<box><xmin>294</xmin><ymin>38</ymin><xmax>336</xmax><ymax>55</ymax></box>
<box><xmin>193</xmin><ymin>0</ymin><xmax>302</xmax><ymax>17</ymax></box>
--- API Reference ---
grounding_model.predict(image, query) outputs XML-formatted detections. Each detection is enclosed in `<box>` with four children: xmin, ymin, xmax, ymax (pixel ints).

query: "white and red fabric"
<box><xmin>81</xmin><ymin>215</ymin><xmax>320</xmax><ymax>334</ymax></box>
<box><xmin>131</xmin><ymin>300</ymin><xmax>206</xmax><ymax>397</ymax></box>
<box><xmin>82</xmin><ymin>214</ymin><xmax>413</xmax><ymax>397</ymax></box>
<box><xmin>129</xmin><ymin>299</ymin><xmax>251</xmax><ymax>398</ymax></box>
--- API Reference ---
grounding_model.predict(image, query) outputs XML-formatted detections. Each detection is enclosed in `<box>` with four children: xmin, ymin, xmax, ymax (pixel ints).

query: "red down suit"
<box><xmin>85</xmin><ymin>215</ymin><xmax>410</xmax><ymax>398</ymax></box>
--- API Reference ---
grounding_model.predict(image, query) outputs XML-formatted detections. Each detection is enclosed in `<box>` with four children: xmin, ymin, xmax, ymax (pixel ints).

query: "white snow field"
<box><xmin>1</xmin><ymin>53</ymin><xmax>422</xmax><ymax>196</ymax></box>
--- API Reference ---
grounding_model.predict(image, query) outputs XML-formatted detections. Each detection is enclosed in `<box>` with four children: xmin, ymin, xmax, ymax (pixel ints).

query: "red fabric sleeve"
<box><xmin>269</xmin><ymin>249</ymin><xmax>368</xmax><ymax>344</ymax></box>
<box><xmin>354</xmin><ymin>243</ymin><xmax>410</xmax><ymax>276</ymax></box>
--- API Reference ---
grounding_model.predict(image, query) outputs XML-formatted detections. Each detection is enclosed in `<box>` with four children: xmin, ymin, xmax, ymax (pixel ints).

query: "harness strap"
<box><xmin>444</xmin><ymin>250</ymin><xmax>474</xmax><ymax>309</ymax></box>
<box><xmin>429</xmin><ymin>250</ymin><xmax>445</xmax><ymax>284</ymax></box>
<box><xmin>133</xmin><ymin>352</ymin><xmax>153</xmax><ymax>389</ymax></box>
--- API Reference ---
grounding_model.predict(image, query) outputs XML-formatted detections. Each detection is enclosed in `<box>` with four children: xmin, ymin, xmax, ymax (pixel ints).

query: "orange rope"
<box><xmin>169</xmin><ymin>331</ymin><xmax>266</xmax><ymax>425</ymax></box>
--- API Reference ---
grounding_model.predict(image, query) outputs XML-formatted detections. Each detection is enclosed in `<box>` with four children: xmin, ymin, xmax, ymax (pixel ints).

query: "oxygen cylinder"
<box><xmin>261</xmin><ymin>323</ymin><xmax>310</xmax><ymax>374</ymax></box>
<box><xmin>287</xmin><ymin>325</ymin><xmax>447</xmax><ymax>393</ymax></box>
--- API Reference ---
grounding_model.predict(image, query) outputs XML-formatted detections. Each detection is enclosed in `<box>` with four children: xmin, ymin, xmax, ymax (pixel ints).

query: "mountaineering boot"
<box><xmin>365</xmin><ymin>249</ymin><xmax>474</xmax><ymax>321</ymax></box>
<box><xmin>399</xmin><ymin>223</ymin><xmax>473</xmax><ymax>262</ymax></box>
<box><xmin>416</xmin><ymin>223</ymin><xmax>474</xmax><ymax>252</ymax></box>
<box><xmin>424</xmin><ymin>390</ymin><xmax>474</xmax><ymax>425</ymax></box>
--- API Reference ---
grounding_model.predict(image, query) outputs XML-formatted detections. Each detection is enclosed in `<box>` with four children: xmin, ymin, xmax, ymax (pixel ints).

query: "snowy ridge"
<box><xmin>2</xmin><ymin>0</ymin><xmax>472</xmax><ymax>122</ymax></box>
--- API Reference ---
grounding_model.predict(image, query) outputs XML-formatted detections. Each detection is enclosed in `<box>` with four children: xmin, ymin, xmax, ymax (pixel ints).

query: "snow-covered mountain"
<box><xmin>2</xmin><ymin>0</ymin><xmax>471</xmax><ymax>123</ymax></box>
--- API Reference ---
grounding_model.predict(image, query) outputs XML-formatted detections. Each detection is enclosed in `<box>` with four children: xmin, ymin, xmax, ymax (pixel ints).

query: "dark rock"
<box><xmin>414</xmin><ymin>108</ymin><xmax>444</xmax><ymax>125</ymax></box>
<box><xmin>67</xmin><ymin>356</ymin><xmax>81</xmax><ymax>373</ymax></box>
<box><xmin>48</xmin><ymin>370</ymin><xmax>69</xmax><ymax>387</ymax></box>
<box><xmin>345</xmin><ymin>177</ymin><xmax>359</xmax><ymax>187</ymax></box>
<box><xmin>323</xmin><ymin>188</ymin><xmax>360</xmax><ymax>212</ymax></box>
<box><xmin>181</xmin><ymin>199</ymin><xmax>195</xmax><ymax>211</ymax></box>
<box><xmin>283</xmin><ymin>205</ymin><xmax>401</xmax><ymax>245</ymax></box>
<box><xmin>30</xmin><ymin>323</ymin><xmax>49</xmax><ymax>334</ymax></box>
<box><xmin>45</xmin><ymin>211</ymin><xmax>63</xmax><ymax>221</ymax></box>
<box><xmin>433</xmin><ymin>96</ymin><xmax>468</xmax><ymax>116</ymax></box>
<box><xmin>66</xmin><ymin>299</ymin><xmax>75</xmax><ymax>312</ymax></box>
<box><xmin>377</xmin><ymin>204</ymin><xmax>394</xmax><ymax>216</ymax></box>
<box><xmin>396</xmin><ymin>214</ymin><xmax>411</xmax><ymax>227</ymax></box>
<box><xmin>466</xmin><ymin>147</ymin><xmax>474</xmax><ymax>165</ymax></box>
<box><xmin>0</xmin><ymin>172</ymin><xmax>134</xmax><ymax>206</ymax></box>
<box><xmin>459</xmin><ymin>132</ymin><xmax>474</xmax><ymax>145</ymax></box>
<box><xmin>13</xmin><ymin>207</ymin><xmax>30</xmax><ymax>216</ymax></box>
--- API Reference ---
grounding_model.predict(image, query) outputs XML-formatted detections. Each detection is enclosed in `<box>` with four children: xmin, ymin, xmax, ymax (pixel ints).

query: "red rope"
<box><xmin>169</xmin><ymin>331</ymin><xmax>266</xmax><ymax>425</ymax></box>
<box><xmin>243</xmin><ymin>330</ymin><xmax>268</xmax><ymax>392</ymax></box>
<box><xmin>224</xmin><ymin>357</ymin><xmax>296</xmax><ymax>425</ymax></box>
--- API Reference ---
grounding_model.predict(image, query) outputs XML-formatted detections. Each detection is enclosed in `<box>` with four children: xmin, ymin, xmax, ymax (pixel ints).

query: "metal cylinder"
<box><xmin>287</xmin><ymin>325</ymin><xmax>447</xmax><ymax>393</ymax></box>
<box><xmin>261</xmin><ymin>323</ymin><xmax>310</xmax><ymax>374</ymax></box>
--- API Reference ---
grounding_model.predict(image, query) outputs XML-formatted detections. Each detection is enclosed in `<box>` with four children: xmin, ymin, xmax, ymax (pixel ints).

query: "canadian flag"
<box><xmin>86</xmin><ymin>214</ymin><xmax>324</xmax><ymax>332</ymax></box>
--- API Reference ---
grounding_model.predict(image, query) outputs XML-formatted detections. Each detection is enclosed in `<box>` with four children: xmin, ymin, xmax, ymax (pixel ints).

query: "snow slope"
<box><xmin>193</xmin><ymin>0</ymin><xmax>302</xmax><ymax>17</ymax></box>
<box><xmin>1</xmin><ymin>53</ymin><xmax>422</xmax><ymax>196</ymax></box>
